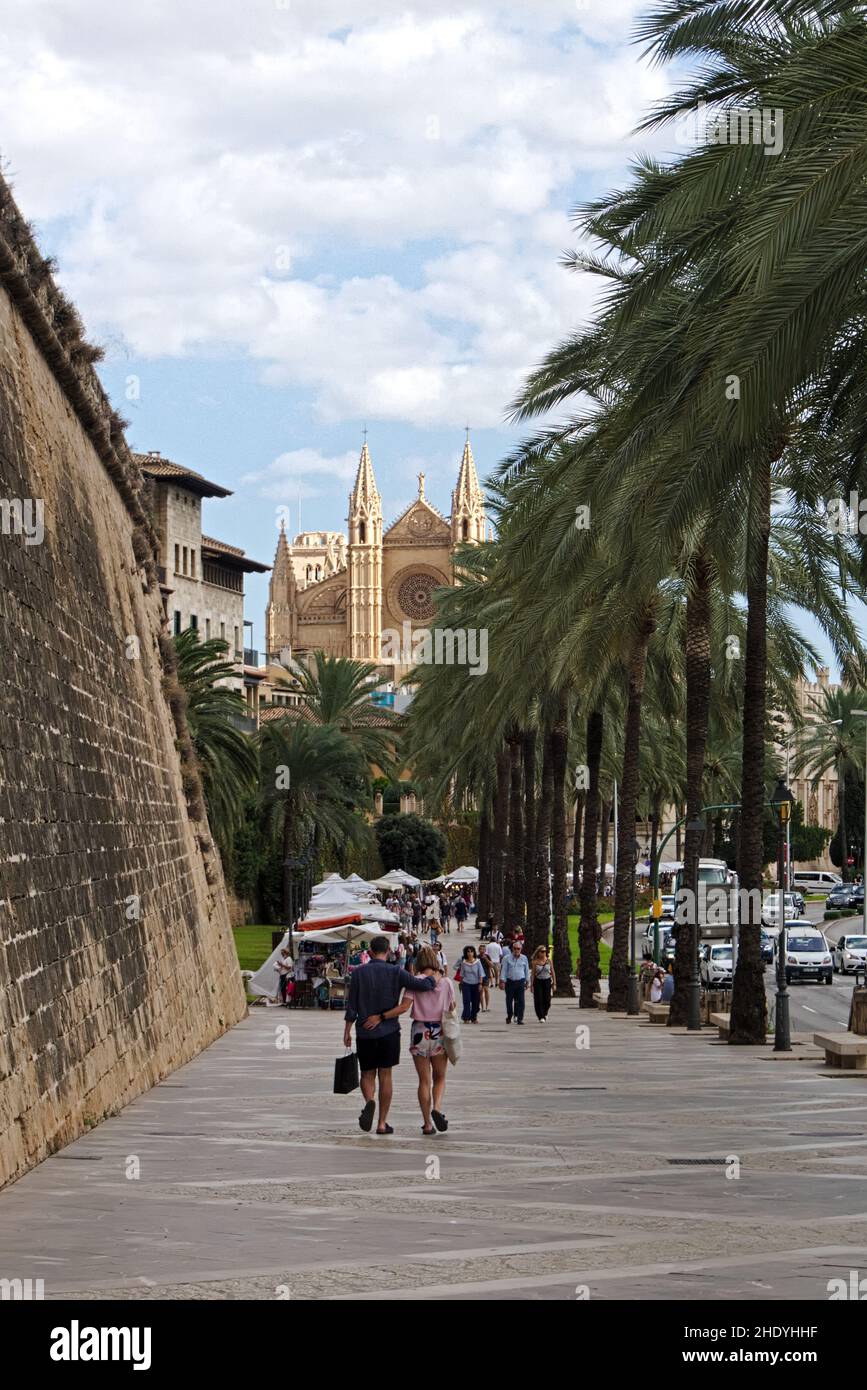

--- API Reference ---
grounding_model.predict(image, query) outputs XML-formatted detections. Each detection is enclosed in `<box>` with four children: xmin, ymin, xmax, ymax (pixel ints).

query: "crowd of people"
<box><xmin>341</xmin><ymin>910</ymin><xmax>558</xmax><ymax>1136</ymax></box>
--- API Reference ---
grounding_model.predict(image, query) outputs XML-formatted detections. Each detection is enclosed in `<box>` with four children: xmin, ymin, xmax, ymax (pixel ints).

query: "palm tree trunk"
<box><xmin>551</xmin><ymin>692</ymin><xmax>574</xmax><ymax>995</ymax></box>
<box><xmin>282</xmin><ymin>801</ymin><xmax>295</xmax><ymax>928</ymax></box>
<box><xmin>608</xmin><ymin>612</ymin><xmax>656</xmax><ymax>1011</ymax></box>
<box><xmin>477</xmin><ymin>802</ymin><xmax>491</xmax><ymax>920</ymax></box>
<box><xmin>507</xmin><ymin>733</ymin><xmax>524</xmax><ymax>927</ymax></box>
<box><xmin>534</xmin><ymin>730</ymin><xmax>554</xmax><ymax>953</ymax></box>
<box><xmin>578</xmin><ymin>709</ymin><xmax>603</xmax><ymax>1006</ymax></box>
<box><xmin>675</xmin><ymin>809</ymin><xmax>683</xmax><ymax>862</ymax></box>
<box><xmin>648</xmin><ymin>795</ymin><xmax>661</xmax><ymax>895</ymax></box>
<box><xmin>572</xmin><ymin>789</ymin><xmax>586</xmax><ymax>902</ymax></box>
<box><xmin>492</xmin><ymin>744</ymin><xmax>510</xmax><ymax>929</ymax></box>
<box><xmin>670</xmin><ymin>546</ymin><xmax>713</xmax><ymax>1027</ymax></box>
<box><xmin>522</xmin><ymin>729</ymin><xmax>537</xmax><ymax>942</ymax></box>
<box><xmin>730</xmin><ymin>459</ymin><xmax>772</xmax><ymax>1045</ymax></box>
<box><xmin>599</xmin><ymin>797</ymin><xmax>612</xmax><ymax>897</ymax></box>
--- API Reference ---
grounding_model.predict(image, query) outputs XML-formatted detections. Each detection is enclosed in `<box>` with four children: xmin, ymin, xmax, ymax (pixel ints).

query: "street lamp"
<box><xmin>627</xmin><ymin>838</ymin><xmax>641</xmax><ymax>1015</ymax></box>
<box><xmin>772</xmin><ymin>777</ymin><xmax>794</xmax><ymax>1052</ymax></box>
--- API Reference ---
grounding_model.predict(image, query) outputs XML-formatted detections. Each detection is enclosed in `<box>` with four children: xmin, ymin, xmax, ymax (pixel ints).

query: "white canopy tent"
<box><xmin>303</xmin><ymin>900</ymin><xmax>399</xmax><ymax>925</ymax></box>
<box><xmin>444</xmin><ymin>865</ymin><xmax>479</xmax><ymax>883</ymax></box>
<box><xmin>248</xmin><ymin>922</ymin><xmax>397</xmax><ymax>999</ymax></box>
<box><xmin>372</xmin><ymin>868</ymin><xmax>421</xmax><ymax>889</ymax></box>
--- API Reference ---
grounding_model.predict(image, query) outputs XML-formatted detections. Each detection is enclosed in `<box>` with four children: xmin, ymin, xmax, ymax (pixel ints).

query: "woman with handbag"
<box><xmin>409</xmin><ymin>946</ymin><xmax>456</xmax><ymax>1134</ymax></box>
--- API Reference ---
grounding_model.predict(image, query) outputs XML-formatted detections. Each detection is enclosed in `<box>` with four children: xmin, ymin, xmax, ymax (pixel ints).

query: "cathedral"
<box><xmin>265</xmin><ymin>435</ymin><xmax>487</xmax><ymax>680</ymax></box>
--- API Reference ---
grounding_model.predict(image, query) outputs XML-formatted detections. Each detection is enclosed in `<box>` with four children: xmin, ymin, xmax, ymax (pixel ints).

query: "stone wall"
<box><xmin>0</xmin><ymin>179</ymin><xmax>247</xmax><ymax>1188</ymax></box>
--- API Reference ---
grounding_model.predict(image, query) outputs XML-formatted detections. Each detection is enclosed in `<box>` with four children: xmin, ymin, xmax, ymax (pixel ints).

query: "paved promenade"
<box><xmin>2</xmin><ymin>993</ymin><xmax>867</xmax><ymax>1300</ymax></box>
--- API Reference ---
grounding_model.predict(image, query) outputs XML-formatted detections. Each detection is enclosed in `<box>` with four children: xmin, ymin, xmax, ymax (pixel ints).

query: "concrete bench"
<box><xmin>644</xmin><ymin>1003</ymin><xmax>670</xmax><ymax>1024</ymax></box>
<box><xmin>813</xmin><ymin>1032</ymin><xmax>867</xmax><ymax>1071</ymax></box>
<box><xmin>710</xmin><ymin>1011</ymin><xmax>731</xmax><ymax>1041</ymax></box>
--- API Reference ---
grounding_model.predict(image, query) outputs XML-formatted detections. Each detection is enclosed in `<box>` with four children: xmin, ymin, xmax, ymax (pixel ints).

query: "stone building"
<box><xmin>780</xmin><ymin>668</ymin><xmax>839</xmax><ymax>868</ymax></box>
<box><xmin>138</xmin><ymin>451</ymin><xmax>270</xmax><ymax>725</ymax></box>
<box><xmin>265</xmin><ymin>436</ymin><xmax>487</xmax><ymax>681</ymax></box>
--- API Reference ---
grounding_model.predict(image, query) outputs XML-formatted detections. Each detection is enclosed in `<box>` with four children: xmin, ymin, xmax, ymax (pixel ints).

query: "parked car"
<box><xmin>776</xmin><ymin>925</ymin><xmax>833</xmax><ymax>985</ymax></box>
<box><xmin>760</xmin><ymin>929</ymin><xmax>775</xmax><ymax>964</ymax></box>
<box><xmin>659</xmin><ymin>930</ymin><xmax>676</xmax><ymax>966</ymax></box>
<box><xmin>762</xmin><ymin>892</ymin><xmax>802</xmax><ymax>927</ymax></box>
<box><xmin>792</xmin><ymin>870</ymin><xmax>842</xmax><ymax>896</ymax></box>
<box><xmin>833</xmin><ymin>933</ymin><xmax>867</xmax><ymax>975</ymax></box>
<box><xmin>827</xmin><ymin>883</ymin><xmax>858</xmax><ymax>910</ymax></box>
<box><xmin>700</xmin><ymin>942</ymin><xmax>734</xmax><ymax>988</ymax></box>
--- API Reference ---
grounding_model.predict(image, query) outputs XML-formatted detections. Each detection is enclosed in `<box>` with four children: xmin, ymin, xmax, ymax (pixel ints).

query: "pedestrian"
<box><xmin>500</xmin><ymin>939</ymin><xmax>530</xmax><ymax>1024</ymax></box>
<box><xmin>458</xmin><ymin>945</ymin><xmax>484</xmax><ymax>1023</ymax></box>
<box><xmin>408</xmin><ymin>945</ymin><xmax>455</xmax><ymax>1135</ymax></box>
<box><xmin>661</xmin><ymin>961</ymin><xmax>675</xmax><ymax>1003</ymax></box>
<box><xmin>454</xmin><ymin>895</ymin><xmax>468</xmax><ymax>933</ymax></box>
<box><xmin>479</xmin><ymin>945</ymin><xmax>493</xmax><ymax>1011</ymax></box>
<box><xmin>342</xmin><ymin>935</ymin><xmax>436</xmax><ymax>1135</ymax></box>
<box><xmin>485</xmin><ymin>934</ymin><xmax>502</xmax><ymax>987</ymax></box>
<box><xmin>650</xmin><ymin>970</ymin><xmax>664</xmax><ymax>1004</ymax></box>
<box><xmin>530</xmin><ymin>945</ymin><xmax>556</xmax><ymax>1022</ymax></box>
<box><xmin>411</xmin><ymin>896</ymin><xmax>422</xmax><ymax>930</ymax></box>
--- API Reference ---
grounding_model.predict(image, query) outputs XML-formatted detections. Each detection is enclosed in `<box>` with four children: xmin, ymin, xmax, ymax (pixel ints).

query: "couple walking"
<box><xmin>500</xmin><ymin>941</ymin><xmax>556</xmax><ymax>1023</ymax></box>
<box><xmin>343</xmin><ymin>936</ymin><xmax>455</xmax><ymax>1137</ymax></box>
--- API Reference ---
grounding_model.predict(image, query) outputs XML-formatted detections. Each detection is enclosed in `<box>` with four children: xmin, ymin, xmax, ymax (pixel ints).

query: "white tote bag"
<box><xmin>441</xmin><ymin>1007</ymin><xmax>462</xmax><ymax>1065</ymax></box>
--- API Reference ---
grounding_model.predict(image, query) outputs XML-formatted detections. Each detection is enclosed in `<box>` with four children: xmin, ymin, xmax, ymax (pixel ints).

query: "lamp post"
<box><xmin>627</xmin><ymin>838</ymin><xmax>641</xmax><ymax>1015</ymax></box>
<box><xmin>772</xmin><ymin>777</ymin><xmax>794</xmax><ymax>1052</ymax></box>
<box><xmin>686</xmin><ymin>818</ymin><xmax>706</xmax><ymax>1032</ymax></box>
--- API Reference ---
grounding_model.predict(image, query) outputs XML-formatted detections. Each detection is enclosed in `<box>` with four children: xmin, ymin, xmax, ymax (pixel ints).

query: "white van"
<box><xmin>791</xmin><ymin>870</ymin><xmax>841</xmax><ymax>896</ymax></box>
<box><xmin>777</xmin><ymin>925</ymin><xmax>833</xmax><ymax>985</ymax></box>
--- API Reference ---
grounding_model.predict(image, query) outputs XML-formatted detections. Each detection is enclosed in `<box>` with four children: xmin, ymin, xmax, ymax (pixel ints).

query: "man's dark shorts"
<box><xmin>356</xmin><ymin>1031</ymin><xmax>401</xmax><ymax>1072</ymax></box>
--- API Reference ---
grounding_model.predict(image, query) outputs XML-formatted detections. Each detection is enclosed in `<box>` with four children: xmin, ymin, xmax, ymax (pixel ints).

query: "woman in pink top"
<box><xmin>406</xmin><ymin>944</ymin><xmax>455</xmax><ymax>1134</ymax></box>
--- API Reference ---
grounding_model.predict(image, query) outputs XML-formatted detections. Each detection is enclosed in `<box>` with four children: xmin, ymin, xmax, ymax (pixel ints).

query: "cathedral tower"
<box><xmin>347</xmin><ymin>439</ymin><xmax>383</xmax><ymax>661</ymax></box>
<box><xmin>450</xmin><ymin>433</ymin><xmax>486</xmax><ymax>546</ymax></box>
<box><xmin>265</xmin><ymin>520</ymin><xmax>296</xmax><ymax>660</ymax></box>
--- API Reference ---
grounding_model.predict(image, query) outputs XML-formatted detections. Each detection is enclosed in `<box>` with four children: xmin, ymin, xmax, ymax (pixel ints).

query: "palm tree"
<box><xmin>257</xmin><ymin>718</ymin><xmax>370</xmax><ymax>926</ymax></box>
<box><xmin>174</xmin><ymin>629</ymin><xmax>258</xmax><ymax>862</ymax></box>
<box><xmin>282</xmin><ymin>649</ymin><xmax>401</xmax><ymax>775</ymax></box>
<box><xmin>793</xmin><ymin>687</ymin><xmax>867</xmax><ymax>883</ymax></box>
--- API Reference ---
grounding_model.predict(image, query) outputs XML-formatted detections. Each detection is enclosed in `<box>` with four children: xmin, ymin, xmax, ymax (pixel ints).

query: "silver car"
<box><xmin>833</xmin><ymin>933</ymin><xmax>867</xmax><ymax>975</ymax></box>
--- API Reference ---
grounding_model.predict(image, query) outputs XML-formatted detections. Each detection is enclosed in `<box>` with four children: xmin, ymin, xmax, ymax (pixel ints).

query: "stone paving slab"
<box><xmin>1</xmin><ymin>994</ymin><xmax>867</xmax><ymax>1300</ymax></box>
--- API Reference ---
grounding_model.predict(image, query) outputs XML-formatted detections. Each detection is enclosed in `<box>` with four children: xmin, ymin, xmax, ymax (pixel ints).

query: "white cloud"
<box><xmin>243</xmin><ymin>447</ymin><xmax>360</xmax><ymax>501</ymax></box>
<box><xmin>0</xmin><ymin>1</ymin><xmax>672</xmax><ymax>428</ymax></box>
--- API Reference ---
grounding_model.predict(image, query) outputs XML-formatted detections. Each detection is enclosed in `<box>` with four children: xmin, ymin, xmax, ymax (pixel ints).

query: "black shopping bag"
<box><xmin>333</xmin><ymin>1049</ymin><xmax>360</xmax><ymax>1094</ymax></box>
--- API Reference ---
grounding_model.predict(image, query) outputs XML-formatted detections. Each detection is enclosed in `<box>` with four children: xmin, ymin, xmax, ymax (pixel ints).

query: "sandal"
<box><xmin>359</xmin><ymin>1100</ymin><xmax>375</xmax><ymax>1132</ymax></box>
<box><xmin>432</xmin><ymin>1110</ymin><xmax>448</xmax><ymax>1132</ymax></box>
<box><xmin>376</xmin><ymin>1124</ymin><xmax>394</xmax><ymax>1135</ymax></box>
<box><xmin>422</xmin><ymin>1125</ymin><xmax>436</xmax><ymax>1135</ymax></box>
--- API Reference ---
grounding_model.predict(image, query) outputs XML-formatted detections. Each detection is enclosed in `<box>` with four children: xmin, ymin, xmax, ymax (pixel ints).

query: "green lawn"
<box><xmin>233</xmin><ymin>924</ymin><xmax>281</xmax><ymax>973</ymax></box>
<box><xmin>565</xmin><ymin>912</ymin><xmax>613</xmax><ymax>978</ymax></box>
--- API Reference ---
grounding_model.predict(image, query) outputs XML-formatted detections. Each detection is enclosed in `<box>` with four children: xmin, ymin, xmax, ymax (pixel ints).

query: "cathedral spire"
<box><xmin>451</xmin><ymin>432</ymin><xmax>486</xmax><ymax>546</ymax></box>
<box><xmin>350</xmin><ymin>438</ymin><xmax>381</xmax><ymax>516</ymax></box>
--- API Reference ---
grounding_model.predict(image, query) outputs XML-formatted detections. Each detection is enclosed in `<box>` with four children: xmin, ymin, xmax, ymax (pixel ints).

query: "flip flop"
<box><xmin>358</xmin><ymin>1100</ymin><xmax>375</xmax><ymax>1132</ymax></box>
<box><xmin>422</xmin><ymin>1126</ymin><xmax>436</xmax><ymax>1135</ymax></box>
<box><xmin>432</xmin><ymin>1110</ymin><xmax>448</xmax><ymax>1132</ymax></box>
<box><xmin>376</xmin><ymin>1124</ymin><xmax>394</xmax><ymax>1135</ymax></box>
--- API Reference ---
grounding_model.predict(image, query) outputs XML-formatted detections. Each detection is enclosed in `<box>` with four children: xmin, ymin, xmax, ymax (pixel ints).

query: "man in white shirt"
<box><xmin>486</xmin><ymin>938</ymin><xmax>502</xmax><ymax>985</ymax></box>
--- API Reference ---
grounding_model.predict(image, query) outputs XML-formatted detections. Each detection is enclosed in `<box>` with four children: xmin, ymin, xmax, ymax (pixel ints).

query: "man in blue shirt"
<box><xmin>499</xmin><ymin>940</ymin><xmax>530</xmax><ymax>1024</ymax></box>
<box><xmin>343</xmin><ymin>936</ymin><xmax>435</xmax><ymax>1134</ymax></box>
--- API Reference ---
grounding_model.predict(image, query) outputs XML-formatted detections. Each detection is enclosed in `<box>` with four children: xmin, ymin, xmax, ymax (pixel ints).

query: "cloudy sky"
<box><xmin>0</xmin><ymin>0</ymin><xmax>678</xmax><ymax>648</ymax></box>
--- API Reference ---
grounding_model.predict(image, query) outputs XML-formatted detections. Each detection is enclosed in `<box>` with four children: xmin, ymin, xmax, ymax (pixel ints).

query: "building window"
<box><xmin>306</xmin><ymin>566</ymin><xmax>312</xmax><ymax>582</ymax></box>
<box><xmin>359</xmin><ymin>522</ymin><xmax>366</xmax><ymax>543</ymax></box>
<box><xmin>174</xmin><ymin>543</ymin><xmax>180</xmax><ymax>573</ymax></box>
<box><xmin>182</xmin><ymin>546</ymin><xmax>188</xmax><ymax>575</ymax></box>
<box><xmin>234</xmin><ymin>626</ymin><xmax>240</xmax><ymax>656</ymax></box>
<box><xmin>190</xmin><ymin>549</ymin><xmax>196</xmax><ymax>579</ymax></box>
<box><xmin>205</xmin><ymin>618</ymin><xmax>211</xmax><ymax>639</ymax></box>
<box><xmin>173</xmin><ymin>610</ymin><xmax>181</xmax><ymax>635</ymax></box>
<box><xmin>315</xmin><ymin>565</ymin><xmax>321</xmax><ymax>581</ymax></box>
<box><xmin>220</xmin><ymin>621</ymin><xmax>225</xmax><ymax>641</ymax></box>
<box><xmin>190</xmin><ymin>614</ymin><xmax>198</xmax><ymax>631</ymax></box>
<box><xmin>462</xmin><ymin>519</ymin><xmax>468</xmax><ymax>541</ymax></box>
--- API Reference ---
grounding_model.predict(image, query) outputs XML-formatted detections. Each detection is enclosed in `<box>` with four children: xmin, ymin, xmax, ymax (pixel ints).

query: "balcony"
<box><xmin>243</xmin><ymin>647</ymin><xmax>259</xmax><ymax>667</ymax></box>
<box><xmin>202</xmin><ymin>561</ymin><xmax>243</xmax><ymax>594</ymax></box>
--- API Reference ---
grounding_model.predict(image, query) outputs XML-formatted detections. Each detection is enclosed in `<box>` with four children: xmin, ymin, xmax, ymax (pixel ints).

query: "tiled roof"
<box><xmin>201</xmin><ymin>533</ymin><xmax>244</xmax><ymax>557</ymax></box>
<box><xmin>134</xmin><ymin>451</ymin><xmax>232</xmax><ymax>498</ymax></box>
<box><xmin>201</xmin><ymin>533</ymin><xmax>270</xmax><ymax>573</ymax></box>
